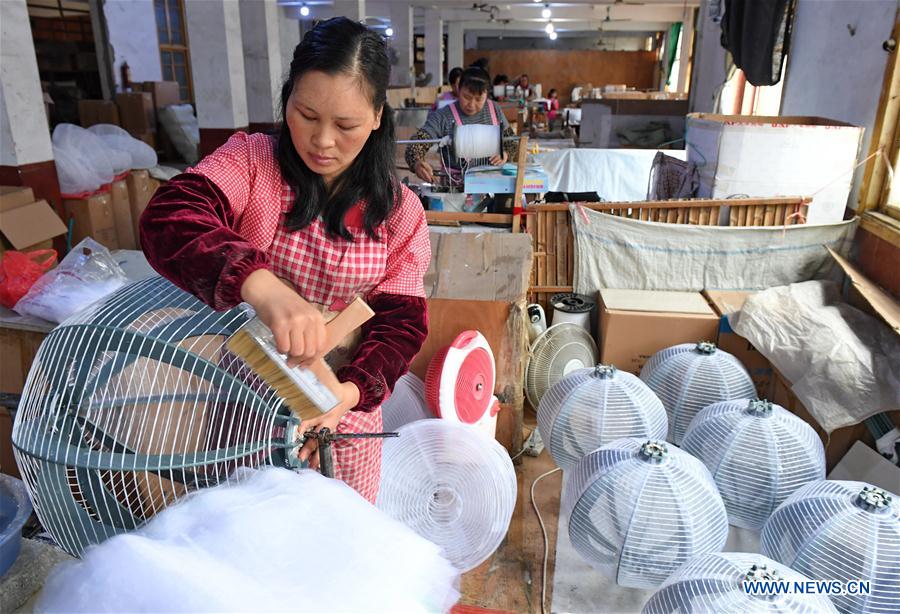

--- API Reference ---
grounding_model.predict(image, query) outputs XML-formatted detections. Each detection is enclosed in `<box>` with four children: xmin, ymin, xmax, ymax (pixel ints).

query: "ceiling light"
<box><xmin>385</xmin><ymin>27</ymin><xmax>393</xmax><ymax>37</ymax></box>
<box><xmin>542</xmin><ymin>7</ymin><xmax>552</xmax><ymax>19</ymax></box>
<box><xmin>549</xmin><ymin>31</ymin><xmax>558</xmax><ymax>40</ymax></box>
<box><xmin>545</xmin><ymin>21</ymin><xmax>554</xmax><ymax>34</ymax></box>
<box><xmin>299</xmin><ymin>4</ymin><xmax>309</xmax><ymax>17</ymax></box>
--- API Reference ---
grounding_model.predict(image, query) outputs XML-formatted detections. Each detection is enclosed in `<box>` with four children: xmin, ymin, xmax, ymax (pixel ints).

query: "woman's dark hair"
<box><xmin>492</xmin><ymin>74</ymin><xmax>508</xmax><ymax>86</ymax></box>
<box><xmin>447</xmin><ymin>66</ymin><xmax>463</xmax><ymax>85</ymax></box>
<box><xmin>277</xmin><ymin>17</ymin><xmax>397</xmax><ymax>241</ymax></box>
<box><xmin>459</xmin><ymin>66</ymin><xmax>491</xmax><ymax>95</ymax></box>
<box><xmin>548</xmin><ymin>88</ymin><xmax>557</xmax><ymax>97</ymax></box>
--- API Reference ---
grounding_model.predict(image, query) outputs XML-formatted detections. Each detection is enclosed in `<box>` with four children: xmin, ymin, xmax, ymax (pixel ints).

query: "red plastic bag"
<box><xmin>0</xmin><ymin>249</ymin><xmax>57</xmax><ymax>309</ymax></box>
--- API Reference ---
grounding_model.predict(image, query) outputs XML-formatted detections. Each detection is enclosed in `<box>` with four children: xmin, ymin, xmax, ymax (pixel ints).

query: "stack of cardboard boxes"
<box><xmin>79</xmin><ymin>80</ymin><xmax>181</xmax><ymax>153</ymax></box>
<box><xmin>62</xmin><ymin>170</ymin><xmax>158</xmax><ymax>251</ymax></box>
<box><xmin>595</xmin><ymin>280</ymin><xmax>900</xmax><ymax>472</ymax></box>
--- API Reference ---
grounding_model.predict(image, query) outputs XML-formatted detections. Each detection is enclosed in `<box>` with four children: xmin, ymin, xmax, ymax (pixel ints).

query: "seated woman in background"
<box><xmin>546</xmin><ymin>88</ymin><xmax>560</xmax><ymax>125</ymax></box>
<box><xmin>432</xmin><ymin>66</ymin><xmax>463</xmax><ymax>110</ymax></box>
<box><xmin>405</xmin><ymin>66</ymin><xmax>518</xmax><ymax>185</ymax></box>
<box><xmin>515</xmin><ymin>74</ymin><xmax>535</xmax><ymax>101</ymax></box>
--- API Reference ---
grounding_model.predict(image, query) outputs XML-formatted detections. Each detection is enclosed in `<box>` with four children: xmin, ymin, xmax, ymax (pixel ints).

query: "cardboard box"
<box><xmin>63</xmin><ymin>193</ymin><xmax>119</xmax><ymax>250</ymax></box>
<box><xmin>771</xmin><ymin>368</ymin><xmax>900</xmax><ymax>471</ymax></box>
<box><xmin>597</xmin><ymin>289</ymin><xmax>719</xmax><ymax>375</ymax></box>
<box><xmin>115</xmin><ymin>91</ymin><xmax>155</xmax><ymax>136</ymax></box>
<box><xmin>0</xmin><ymin>186</ymin><xmax>35</xmax><ymax>212</ymax></box>
<box><xmin>1</xmin><ymin>319</ymin><xmax>54</xmax><ymax>478</ymax></box>
<box><xmin>703</xmin><ymin>290</ymin><xmax>775</xmax><ymax>399</ymax></box>
<box><xmin>110</xmin><ymin>178</ymin><xmax>135</xmax><ymax>250</ymax></box>
<box><xmin>828</xmin><ymin>440</ymin><xmax>900</xmax><ymax>494</ymax></box>
<box><xmin>0</xmin><ymin>406</ymin><xmax>19</xmax><ymax>478</ymax></box>
<box><xmin>127</xmin><ymin>170</ymin><xmax>156</xmax><ymax>243</ymax></box>
<box><xmin>78</xmin><ymin>99</ymin><xmax>120</xmax><ymax>127</ymax></box>
<box><xmin>141</xmin><ymin>81</ymin><xmax>180</xmax><ymax>110</ymax></box>
<box><xmin>687</xmin><ymin>114</ymin><xmax>864</xmax><ymax>225</ymax></box>
<box><xmin>0</xmin><ymin>199</ymin><xmax>67</xmax><ymax>252</ymax></box>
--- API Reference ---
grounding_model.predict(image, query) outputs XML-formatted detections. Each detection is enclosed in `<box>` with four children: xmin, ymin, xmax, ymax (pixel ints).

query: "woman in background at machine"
<box><xmin>405</xmin><ymin>66</ymin><xmax>518</xmax><ymax>185</ymax></box>
<box><xmin>515</xmin><ymin>74</ymin><xmax>535</xmax><ymax>101</ymax></box>
<box><xmin>139</xmin><ymin>18</ymin><xmax>430</xmax><ymax>504</ymax></box>
<box><xmin>432</xmin><ymin>66</ymin><xmax>463</xmax><ymax>110</ymax></box>
<box><xmin>546</xmin><ymin>88</ymin><xmax>560</xmax><ymax>127</ymax></box>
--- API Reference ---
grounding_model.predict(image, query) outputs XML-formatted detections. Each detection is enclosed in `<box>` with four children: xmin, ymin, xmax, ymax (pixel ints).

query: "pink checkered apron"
<box><xmin>269</xmin><ymin>185</ymin><xmax>387</xmax><ymax>504</ymax></box>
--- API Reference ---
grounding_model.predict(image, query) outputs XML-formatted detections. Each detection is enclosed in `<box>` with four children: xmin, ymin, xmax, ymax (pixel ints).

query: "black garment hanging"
<box><xmin>720</xmin><ymin>0</ymin><xmax>796</xmax><ymax>86</ymax></box>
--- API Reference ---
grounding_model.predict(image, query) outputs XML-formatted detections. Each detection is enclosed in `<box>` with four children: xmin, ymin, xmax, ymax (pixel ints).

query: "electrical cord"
<box><xmin>531</xmin><ymin>466</ymin><xmax>562</xmax><ymax>614</ymax></box>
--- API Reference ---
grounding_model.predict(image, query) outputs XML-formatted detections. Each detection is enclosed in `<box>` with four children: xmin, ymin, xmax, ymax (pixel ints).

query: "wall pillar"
<box><xmin>240</xmin><ymin>0</ymin><xmax>283</xmax><ymax>133</ymax></box>
<box><xmin>0</xmin><ymin>0</ymin><xmax>61</xmax><ymax>217</ymax></box>
<box><xmin>184</xmin><ymin>0</ymin><xmax>249</xmax><ymax>157</ymax></box>
<box><xmin>389</xmin><ymin>1</ymin><xmax>413</xmax><ymax>86</ymax></box>
<box><xmin>332</xmin><ymin>0</ymin><xmax>365</xmax><ymax>21</ymax></box>
<box><xmin>447</xmin><ymin>22</ymin><xmax>464</xmax><ymax>73</ymax></box>
<box><xmin>424</xmin><ymin>10</ymin><xmax>443</xmax><ymax>87</ymax></box>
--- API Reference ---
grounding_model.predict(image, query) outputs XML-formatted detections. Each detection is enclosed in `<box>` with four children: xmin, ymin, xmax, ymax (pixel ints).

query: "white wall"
<box><xmin>104</xmin><ymin>0</ymin><xmax>162</xmax><ymax>92</ymax></box>
<box><xmin>0</xmin><ymin>0</ymin><xmax>53</xmax><ymax>165</ymax></box>
<box><xmin>781</xmin><ymin>0</ymin><xmax>896</xmax><ymax>207</ymax></box>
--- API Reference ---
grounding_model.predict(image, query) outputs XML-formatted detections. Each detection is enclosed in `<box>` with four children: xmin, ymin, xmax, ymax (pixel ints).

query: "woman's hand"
<box><xmin>414</xmin><ymin>160</ymin><xmax>435</xmax><ymax>183</ymax></box>
<box><xmin>489</xmin><ymin>151</ymin><xmax>509</xmax><ymax>166</ymax></box>
<box><xmin>240</xmin><ymin>268</ymin><xmax>327</xmax><ymax>364</ymax></box>
<box><xmin>297</xmin><ymin>381</ymin><xmax>361</xmax><ymax>470</ymax></box>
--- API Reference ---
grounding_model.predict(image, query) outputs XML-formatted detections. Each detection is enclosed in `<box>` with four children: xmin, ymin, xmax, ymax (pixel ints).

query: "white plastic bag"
<box><xmin>88</xmin><ymin>124</ymin><xmax>158</xmax><ymax>170</ymax></box>
<box><xmin>159</xmin><ymin>104</ymin><xmax>199</xmax><ymax>164</ymax></box>
<box><xmin>52</xmin><ymin>124</ymin><xmax>116</xmax><ymax>190</ymax></box>
<box><xmin>14</xmin><ymin>238</ymin><xmax>128</xmax><ymax>323</ymax></box>
<box><xmin>732</xmin><ymin>281</ymin><xmax>900</xmax><ymax>432</ymax></box>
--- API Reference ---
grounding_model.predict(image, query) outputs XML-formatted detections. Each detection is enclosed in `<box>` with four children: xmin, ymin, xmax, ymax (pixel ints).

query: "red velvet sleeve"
<box><xmin>139</xmin><ymin>172</ymin><xmax>269</xmax><ymax>310</ymax></box>
<box><xmin>336</xmin><ymin>292</ymin><xmax>428</xmax><ymax>413</ymax></box>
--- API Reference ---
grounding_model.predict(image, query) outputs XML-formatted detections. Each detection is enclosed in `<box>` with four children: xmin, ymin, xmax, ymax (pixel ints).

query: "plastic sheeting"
<box><xmin>533</xmin><ymin>148</ymin><xmax>686</xmax><ymax>200</ymax></box>
<box><xmin>572</xmin><ymin>206</ymin><xmax>857</xmax><ymax>293</ymax></box>
<box><xmin>35</xmin><ymin>467</ymin><xmax>460</xmax><ymax>613</ymax></box>
<box><xmin>732</xmin><ymin>281</ymin><xmax>900</xmax><ymax>433</ymax></box>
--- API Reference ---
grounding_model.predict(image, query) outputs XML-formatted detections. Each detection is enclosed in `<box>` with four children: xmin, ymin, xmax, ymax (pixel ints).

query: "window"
<box><xmin>155</xmin><ymin>0</ymin><xmax>192</xmax><ymax>105</ymax></box>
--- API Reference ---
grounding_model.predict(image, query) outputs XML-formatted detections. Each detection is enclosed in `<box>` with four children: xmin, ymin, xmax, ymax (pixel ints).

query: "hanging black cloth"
<box><xmin>720</xmin><ymin>0</ymin><xmax>795</xmax><ymax>86</ymax></box>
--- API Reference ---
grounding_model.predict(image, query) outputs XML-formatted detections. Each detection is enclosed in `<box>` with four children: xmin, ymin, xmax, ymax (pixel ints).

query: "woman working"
<box><xmin>405</xmin><ymin>66</ymin><xmax>518</xmax><ymax>185</ymax></box>
<box><xmin>139</xmin><ymin>18</ymin><xmax>430</xmax><ymax>504</ymax></box>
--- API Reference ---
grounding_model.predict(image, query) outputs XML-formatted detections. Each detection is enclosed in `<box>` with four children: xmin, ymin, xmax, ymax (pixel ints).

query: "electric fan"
<box><xmin>11</xmin><ymin>277</ymin><xmax>298</xmax><ymax>557</ymax></box>
<box><xmin>640</xmin><ymin>342</ymin><xmax>756</xmax><ymax>444</ymax></box>
<box><xmin>376</xmin><ymin>420</ymin><xmax>516</xmax><ymax>572</ymax></box>
<box><xmin>681</xmin><ymin>399</ymin><xmax>825</xmax><ymax>529</ymax></box>
<box><xmin>563</xmin><ymin>438</ymin><xmax>729</xmax><ymax>589</ymax></box>
<box><xmin>642</xmin><ymin>552</ymin><xmax>839</xmax><ymax>613</ymax></box>
<box><xmin>425</xmin><ymin>330</ymin><xmax>495</xmax><ymax>426</ymax></box>
<box><xmin>537</xmin><ymin>364</ymin><xmax>667</xmax><ymax>471</ymax></box>
<box><xmin>761</xmin><ymin>480</ymin><xmax>900</xmax><ymax>614</ymax></box>
<box><xmin>525</xmin><ymin>323</ymin><xmax>599</xmax><ymax>409</ymax></box>
<box><xmin>381</xmin><ymin>373</ymin><xmax>430</xmax><ymax>432</ymax></box>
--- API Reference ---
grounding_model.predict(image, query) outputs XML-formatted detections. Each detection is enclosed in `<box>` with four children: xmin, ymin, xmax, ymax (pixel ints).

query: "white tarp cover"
<box><xmin>572</xmin><ymin>206</ymin><xmax>857</xmax><ymax>293</ymax></box>
<box><xmin>732</xmin><ymin>281</ymin><xmax>900</xmax><ymax>433</ymax></box>
<box><xmin>533</xmin><ymin>148</ymin><xmax>686</xmax><ymax>200</ymax></box>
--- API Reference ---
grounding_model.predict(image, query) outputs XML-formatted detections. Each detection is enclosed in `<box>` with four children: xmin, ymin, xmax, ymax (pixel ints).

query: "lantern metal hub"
<box><xmin>593</xmin><ymin>364</ymin><xmax>617</xmax><ymax>379</ymax></box>
<box><xmin>856</xmin><ymin>486</ymin><xmax>892</xmax><ymax>511</ymax></box>
<box><xmin>747</xmin><ymin>399</ymin><xmax>774</xmax><ymax>416</ymax></box>
<box><xmin>639</xmin><ymin>440</ymin><xmax>668</xmax><ymax>463</ymax></box>
<box><xmin>695</xmin><ymin>341</ymin><xmax>717</xmax><ymax>355</ymax></box>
